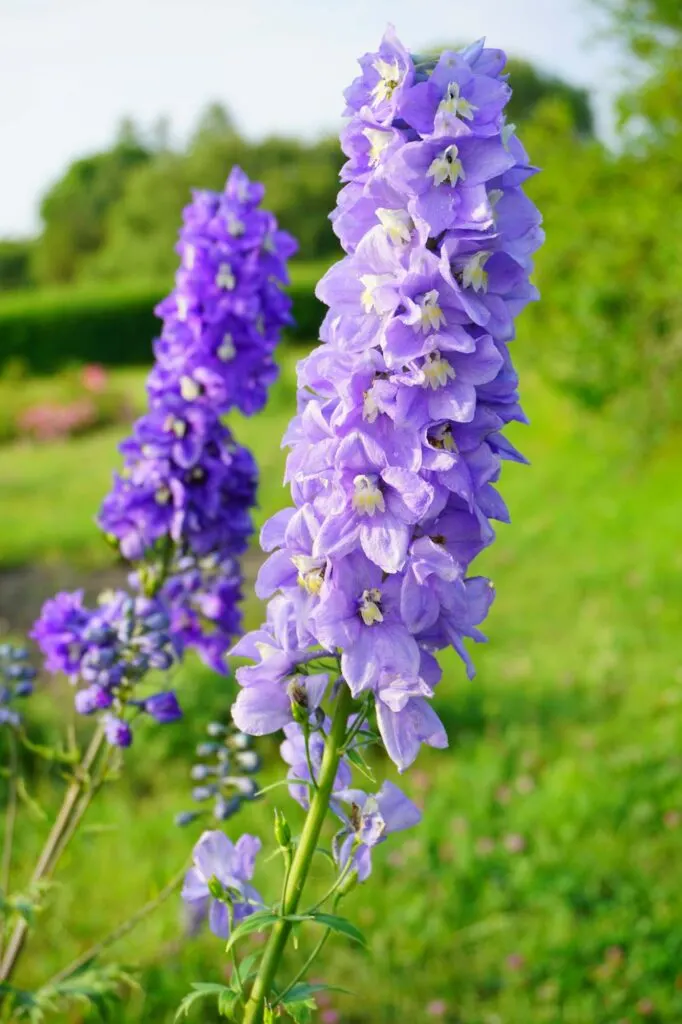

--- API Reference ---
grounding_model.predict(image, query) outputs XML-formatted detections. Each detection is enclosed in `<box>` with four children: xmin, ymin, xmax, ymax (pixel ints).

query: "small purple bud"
<box><xmin>13</xmin><ymin>682</ymin><xmax>34</xmax><ymax>699</ymax></box>
<box><xmin>213</xmin><ymin>795</ymin><xmax>242</xmax><ymax>821</ymax></box>
<box><xmin>175</xmin><ymin>810</ymin><xmax>201</xmax><ymax>827</ymax></box>
<box><xmin>144</xmin><ymin>691</ymin><xmax>182</xmax><ymax>724</ymax></box>
<box><xmin>192</xmin><ymin>785</ymin><xmax>218</xmax><ymax>802</ymax></box>
<box><xmin>191</xmin><ymin>764</ymin><xmax>212</xmax><ymax>781</ymax></box>
<box><xmin>196</xmin><ymin>742</ymin><xmax>219</xmax><ymax>758</ymax></box>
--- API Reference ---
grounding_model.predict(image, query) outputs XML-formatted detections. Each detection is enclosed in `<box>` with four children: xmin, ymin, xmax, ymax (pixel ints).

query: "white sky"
<box><xmin>0</xmin><ymin>0</ymin><xmax>621</xmax><ymax>236</ymax></box>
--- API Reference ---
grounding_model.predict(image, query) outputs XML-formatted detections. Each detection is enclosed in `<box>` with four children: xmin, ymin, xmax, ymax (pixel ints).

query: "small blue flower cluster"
<box><xmin>0</xmin><ymin>643</ymin><xmax>36</xmax><ymax>728</ymax></box>
<box><xmin>175</xmin><ymin>720</ymin><xmax>261</xmax><ymax>827</ymax></box>
<box><xmin>32</xmin><ymin>591</ymin><xmax>180</xmax><ymax>746</ymax></box>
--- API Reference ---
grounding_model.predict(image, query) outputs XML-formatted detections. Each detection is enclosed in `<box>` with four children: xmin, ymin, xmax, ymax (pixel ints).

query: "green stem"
<box><xmin>302</xmin><ymin>723</ymin><xmax>318</xmax><ymax>791</ymax></box>
<box><xmin>0</xmin><ymin>733</ymin><xmax>19</xmax><ymax>962</ymax></box>
<box><xmin>242</xmin><ymin>684</ymin><xmax>354</xmax><ymax>1024</ymax></box>
<box><xmin>0</xmin><ymin>727</ymin><xmax>106</xmax><ymax>983</ymax></box>
<box><xmin>274</xmin><ymin>928</ymin><xmax>331</xmax><ymax>1004</ymax></box>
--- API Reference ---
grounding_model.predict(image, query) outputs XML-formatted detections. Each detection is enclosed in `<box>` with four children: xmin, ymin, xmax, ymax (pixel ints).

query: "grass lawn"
<box><xmin>2</xmin><ymin>345</ymin><xmax>682</xmax><ymax>1022</ymax></box>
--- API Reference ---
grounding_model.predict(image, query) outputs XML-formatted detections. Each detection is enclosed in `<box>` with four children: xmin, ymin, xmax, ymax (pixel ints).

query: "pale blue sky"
<box><xmin>1</xmin><ymin>0</ymin><xmax>621</xmax><ymax>236</ymax></box>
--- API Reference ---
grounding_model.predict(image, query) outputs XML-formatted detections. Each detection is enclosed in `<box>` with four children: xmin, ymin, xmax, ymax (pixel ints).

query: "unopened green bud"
<box><xmin>274</xmin><ymin>807</ymin><xmax>292</xmax><ymax>850</ymax></box>
<box><xmin>207</xmin><ymin>874</ymin><xmax>225</xmax><ymax>901</ymax></box>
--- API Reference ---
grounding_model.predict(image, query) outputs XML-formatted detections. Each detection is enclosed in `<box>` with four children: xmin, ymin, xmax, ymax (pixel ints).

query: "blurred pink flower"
<box><xmin>505</xmin><ymin>952</ymin><xmax>525</xmax><ymax>971</ymax></box>
<box><xmin>17</xmin><ymin>399</ymin><xmax>97</xmax><ymax>442</ymax></box>
<box><xmin>321</xmin><ymin>1011</ymin><xmax>339</xmax><ymax>1023</ymax></box>
<box><xmin>81</xmin><ymin>363</ymin><xmax>108</xmax><ymax>393</ymax></box>
<box><xmin>426</xmin><ymin>999</ymin><xmax>447</xmax><ymax>1017</ymax></box>
<box><xmin>503</xmin><ymin>833</ymin><xmax>526</xmax><ymax>854</ymax></box>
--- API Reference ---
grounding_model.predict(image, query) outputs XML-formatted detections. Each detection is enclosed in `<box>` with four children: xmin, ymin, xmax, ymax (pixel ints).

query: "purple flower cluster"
<box><xmin>99</xmin><ymin>167</ymin><xmax>296</xmax><ymax>668</ymax></box>
<box><xmin>31</xmin><ymin>590</ymin><xmax>181</xmax><ymax>746</ymax></box>
<box><xmin>233</xmin><ymin>31</ymin><xmax>542</xmax><ymax>787</ymax></box>
<box><xmin>0</xmin><ymin>643</ymin><xmax>36</xmax><ymax>728</ymax></box>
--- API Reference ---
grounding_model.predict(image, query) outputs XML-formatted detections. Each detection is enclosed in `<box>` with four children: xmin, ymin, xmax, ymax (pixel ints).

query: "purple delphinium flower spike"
<box><xmin>182</xmin><ymin>829</ymin><xmax>262</xmax><ymax>938</ymax></box>
<box><xmin>232</xmin><ymin>28</ymin><xmax>542</xmax><ymax>782</ymax></box>
<box><xmin>98</xmin><ymin>168</ymin><xmax>297</xmax><ymax>668</ymax></box>
<box><xmin>0</xmin><ymin>643</ymin><xmax>36</xmax><ymax>728</ymax></box>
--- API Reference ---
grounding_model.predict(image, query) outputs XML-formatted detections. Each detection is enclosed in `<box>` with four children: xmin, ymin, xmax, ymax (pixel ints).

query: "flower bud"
<box><xmin>274</xmin><ymin>807</ymin><xmax>292</xmax><ymax>850</ymax></box>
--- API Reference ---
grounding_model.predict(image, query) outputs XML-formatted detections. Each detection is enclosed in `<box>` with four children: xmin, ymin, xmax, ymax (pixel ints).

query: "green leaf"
<box><xmin>225</xmin><ymin>911</ymin><xmax>311</xmax><ymax>955</ymax></box>
<box><xmin>279</xmin><ymin>983</ymin><xmax>350</xmax><ymax>1004</ymax></box>
<box><xmin>15</xmin><ymin>777</ymin><xmax>47</xmax><ymax>820</ymax></box>
<box><xmin>285</xmin><ymin>1000</ymin><xmax>315</xmax><ymax>1023</ymax></box>
<box><xmin>224</xmin><ymin>910</ymin><xmax>280</xmax><ymax>953</ymax></box>
<box><xmin>308</xmin><ymin>912</ymin><xmax>366</xmax><ymax>946</ymax></box>
<box><xmin>345</xmin><ymin>747</ymin><xmax>376</xmax><ymax>783</ymax></box>
<box><xmin>175</xmin><ymin>982</ymin><xmax>234</xmax><ymax>1021</ymax></box>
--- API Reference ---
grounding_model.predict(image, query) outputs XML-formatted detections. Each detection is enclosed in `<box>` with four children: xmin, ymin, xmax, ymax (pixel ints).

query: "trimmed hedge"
<box><xmin>0</xmin><ymin>262</ymin><xmax>328</xmax><ymax>375</ymax></box>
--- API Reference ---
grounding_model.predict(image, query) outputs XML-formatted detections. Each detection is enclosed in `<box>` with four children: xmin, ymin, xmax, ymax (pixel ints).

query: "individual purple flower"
<box><xmin>333</xmin><ymin>781</ymin><xmax>421</xmax><ymax>880</ymax></box>
<box><xmin>103</xmin><ymin>714</ymin><xmax>133</xmax><ymax>748</ymax></box>
<box><xmin>181</xmin><ymin>830</ymin><xmax>262</xmax><ymax>938</ymax></box>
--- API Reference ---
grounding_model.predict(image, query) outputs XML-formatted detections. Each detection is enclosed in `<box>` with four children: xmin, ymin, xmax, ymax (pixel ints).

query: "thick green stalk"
<box><xmin>242</xmin><ymin>683</ymin><xmax>354</xmax><ymax>1024</ymax></box>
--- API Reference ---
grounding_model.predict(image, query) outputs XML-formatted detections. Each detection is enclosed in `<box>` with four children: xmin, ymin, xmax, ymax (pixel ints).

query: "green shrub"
<box><xmin>0</xmin><ymin>262</ymin><xmax>328</xmax><ymax>375</ymax></box>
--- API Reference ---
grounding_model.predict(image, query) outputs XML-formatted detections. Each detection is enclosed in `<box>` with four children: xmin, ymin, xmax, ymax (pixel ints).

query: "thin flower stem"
<box><xmin>302</xmin><ymin>723</ymin><xmax>318</xmax><ymax>791</ymax></box>
<box><xmin>227</xmin><ymin>903</ymin><xmax>244</xmax><ymax>1002</ymax></box>
<box><xmin>47</xmin><ymin>744</ymin><xmax>114</xmax><ymax>870</ymax></box>
<box><xmin>0</xmin><ymin>726</ymin><xmax>106</xmax><ymax>983</ymax></box>
<box><xmin>0</xmin><ymin>733</ymin><xmax>19</xmax><ymax>961</ymax></box>
<box><xmin>273</xmin><ymin>927</ymin><xmax>331</xmax><ymax>1004</ymax></box>
<box><xmin>340</xmin><ymin>707</ymin><xmax>370</xmax><ymax>753</ymax></box>
<box><xmin>42</xmin><ymin>862</ymin><xmax>188</xmax><ymax>989</ymax></box>
<box><xmin>304</xmin><ymin>858</ymin><xmax>354</xmax><ymax>916</ymax></box>
<box><xmin>242</xmin><ymin>683</ymin><xmax>354</xmax><ymax>1024</ymax></box>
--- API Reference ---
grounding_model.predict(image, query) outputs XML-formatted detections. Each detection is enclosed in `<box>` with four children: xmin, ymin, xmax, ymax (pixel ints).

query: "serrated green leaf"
<box><xmin>217</xmin><ymin>987</ymin><xmax>239</xmax><ymax>1017</ymax></box>
<box><xmin>284</xmin><ymin>998</ymin><xmax>315</xmax><ymax>1023</ymax></box>
<box><xmin>308</xmin><ymin>912</ymin><xmax>366</xmax><ymax>946</ymax></box>
<box><xmin>224</xmin><ymin>910</ymin><xmax>281</xmax><ymax>954</ymax></box>
<box><xmin>174</xmin><ymin>982</ymin><xmax>233</xmax><ymax>1021</ymax></box>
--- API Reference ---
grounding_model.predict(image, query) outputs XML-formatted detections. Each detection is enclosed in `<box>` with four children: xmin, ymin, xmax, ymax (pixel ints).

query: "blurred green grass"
<box><xmin>2</xmin><ymin>346</ymin><xmax>682</xmax><ymax>1022</ymax></box>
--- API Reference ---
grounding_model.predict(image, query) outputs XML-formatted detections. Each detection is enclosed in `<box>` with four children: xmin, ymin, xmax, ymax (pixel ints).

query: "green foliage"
<box><xmin>0</xmin><ymin>239</ymin><xmax>34</xmax><ymax>292</ymax></box>
<box><xmin>0</xmin><ymin>264</ymin><xmax>326</xmax><ymax>375</ymax></box>
<box><xmin>34</xmin><ymin>130</ymin><xmax>152</xmax><ymax>286</ymax></box>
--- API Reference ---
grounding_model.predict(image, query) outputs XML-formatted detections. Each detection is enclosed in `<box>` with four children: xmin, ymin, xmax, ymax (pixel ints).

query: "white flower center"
<box><xmin>422</xmin><ymin>352</ymin><xmax>456</xmax><ymax>390</ymax></box>
<box><xmin>415</xmin><ymin>289</ymin><xmax>446</xmax><ymax>333</ymax></box>
<box><xmin>376</xmin><ymin>207</ymin><xmax>413</xmax><ymax>245</ymax></box>
<box><xmin>502</xmin><ymin>122</ymin><xmax>516</xmax><ymax>149</ymax></box>
<box><xmin>155</xmin><ymin>485</ymin><xmax>171</xmax><ymax>505</ymax></box>
<box><xmin>291</xmin><ymin>554</ymin><xmax>326</xmax><ymax>595</ymax></box>
<box><xmin>176</xmin><ymin>296</ymin><xmax>189</xmax><ymax>321</ymax></box>
<box><xmin>360</xmin><ymin>274</ymin><xmax>393</xmax><ymax>314</ymax></box>
<box><xmin>371</xmin><ymin>57</ymin><xmax>401</xmax><ymax>105</ymax></box>
<box><xmin>352</xmin><ymin>474</ymin><xmax>385</xmax><ymax>516</ymax></box>
<box><xmin>439</xmin><ymin>81</ymin><xmax>477</xmax><ymax>121</ymax></box>
<box><xmin>184</xmin><ymin>245</ymin><xmax>196</xmax><ymax>270</ymax></box>
<box><xmin>428</xmin><ymin>144</ymin><xmax>466</xmax><ymax>187</ymax></box>
<box><xmin>363</xmin><ymin>127</ymin><xmax>394</xmax><ymax>167</ymax></box>
<box><xmin>359</xmin><ymin>588</ymin><xmax>384</xmax><ymax>626</ymax></box>
<box><xmin>218</xmin><ymin>334</ymin><xmax>236</xmax><ymax>361</ymax></box>
<box><xmin>362</xmin><ymin>388</ymin><xmax>380</xmax><ymax>423</ymax></box>
<box><xmin>462</xmin><ymin>251</ymin><xmax>490</xmax><ymax>293</ymax></box>
<box><xmin>164</xmin><ymin>415</ymin><xmax>187</xmax><ymax>437</ymax></box>
<box><xmin>216</xmin><ymin>263</ymin><xmax>236</xmax><ymax>290</ymax></box>
<box><xmin>429</xmin><ymin>422</ymin><xmax>458</xmax><ymax>452</ymax></box>
<box><xmin>228</xmin><ymin>218</ymin><xmax>245</xmax><ymax>237</ymax></box>
<box><xmin>180</xmin><ymin>376</ymin><xmax>201</xmax><ymax>401</ymax></box>
<box><xmin>254</xmin><ymin>641</ymin><xmax>280</xmax><ymax>661</ymax></box>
